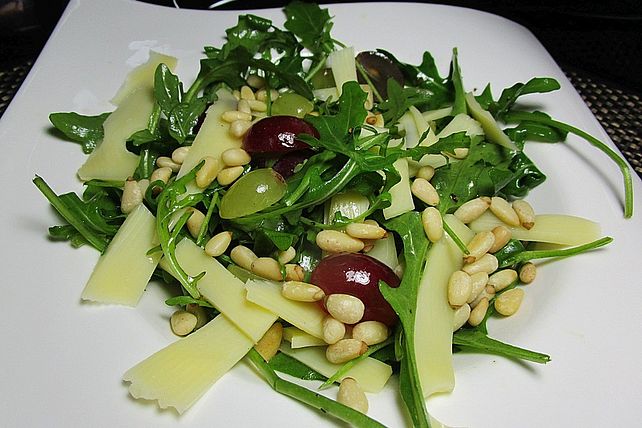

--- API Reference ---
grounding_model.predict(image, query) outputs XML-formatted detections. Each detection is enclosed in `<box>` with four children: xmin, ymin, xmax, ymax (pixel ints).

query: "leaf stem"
<box><xmin>500</xmin><ymin>236</ymin><xmax>613</xmax><ymax>268</ymax></box>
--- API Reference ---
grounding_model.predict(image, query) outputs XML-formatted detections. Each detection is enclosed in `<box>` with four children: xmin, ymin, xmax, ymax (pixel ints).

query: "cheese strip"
<box><xmin>124</xmin><ymin>314</ymin><xmax>272</xmax><ymax>414</ymax></box>
<box><xmin>283</xmin><ymin>327</ymin><xmax>326</xmax><ymax>348</ymax></box>
<box><xmin>245</xmin><ymin>279</ymin><xmax>325</xmax><ymax>339</ymax></box>
<box><xmin>160</xmin><ymin>239</ymin><xmax>277</xmax><ymax>342</ymax></box>
<box><xmin>78</xmin><ymin>52</ymin><xmax>177</xmax><ymax>181</ymax></box>
<box><xmin>383</xmin><ymin>158</ymin><xmax>414</xmax><ymax>219</ymax></box>
<box><xmin>280</xmin><ymin>342</ymin><xmax>392</xmax><ymax>393</ymax></box>
<box><xmin>81</xmin><ymin>204</ymin><xmax>160</xmax><ymax>306</ymax></box>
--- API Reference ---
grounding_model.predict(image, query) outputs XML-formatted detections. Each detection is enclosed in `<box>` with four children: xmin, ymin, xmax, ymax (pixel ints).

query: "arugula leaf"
<box><xmin>449</xmin><ymin>48</ymin><xmax>466</xmax><ymax>116</ymax></box>
<box><xmin>268</xmin><ymin>352</ymin><xmax>327</xmax><ymax>382</ymax></box>
<box><xmin>491</xmin><ymin>77</ymin><xmax>561</xmax><ymax>118</ymax></box>
<box><xmin>49</xmin><ymin>112</ymin><xmax>110</xmax><ymax>154</ymax></box>
<box><xmin>284</xmin><ymin>1</ymin><xmax>334</xmax><ymax>55</ymax></box>
<box><xmin>380</xmin><ymin>212</ymin><xmax>432</xmax><ymax>428</ymax></box>
<box><xmin>453</xmin><ymin>329</ymin><xmax>551</xmax><ymax>364</ymax></box>
<box><xmin>154</xmin><ymin>63</ymin><xmax>182</xmax><ymax>113</ymax></box>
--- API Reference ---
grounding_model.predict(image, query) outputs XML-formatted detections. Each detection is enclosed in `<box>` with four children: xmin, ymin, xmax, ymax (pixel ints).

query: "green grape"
<box><xmin>271</xmin><ymin>93</ymin><xmax>314</xmax><ymax>118</ymax></box>
<box><xmin>219</xmin><ymin>168</ymin><xmax>287</xmax><ymax>219</ymax></box>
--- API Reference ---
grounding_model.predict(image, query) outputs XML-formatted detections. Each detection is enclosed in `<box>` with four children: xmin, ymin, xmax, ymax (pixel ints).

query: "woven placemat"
<box><xmin>1</xmin><ymin>57</ymin><xmax>640</xmax><ymax>179</ymax></box>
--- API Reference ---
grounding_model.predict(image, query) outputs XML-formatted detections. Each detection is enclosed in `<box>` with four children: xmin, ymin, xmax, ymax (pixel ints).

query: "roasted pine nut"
<box><xmin>281</xmin><ymin>281</ymin><xmax>325</xmax><ymax>302</ymax></box>
<box><xmin>204</xmin><ymin>231</ymin><xmax>233</xmax><ymax>257</ymax></box>
<box><xmin>284</xmin><ymin>264</ymin><xmax>305</xmax><ymax>281</ymax></box>
<box><xmin>447</xmin><ymin>270</ymin><xmax>473</xmax><ymax>307</ymax></box>
<box><xmin>467</xmin><ymin>272</ymin><xmax>489</xmax><ymax>304</ymax></box>
<box><xmin>195</xmin><ymin>156</ymin><xmax>220</xmax><ymax>188</ymax></box>
<box><xmin>277</xmin><ymin>246</ymin><xmax>296</xmax><ymax>265</ymax></box>
<box><xmin>416</xmin><ymin>165</ymin><xmax>435</xmax><ymax>181</ymax></box>
<box><xmin>462</xmin><ymin>253</ymin><xmax>499</xmax><ymax>275</ymax></box>
<box><xmin>186</xmin><ymin>208</ymin><xmax>205</xmax><ymax>238</ymax></box>
<box><xmin>452</xmin><ymin>303</ymin><xmax>471</xmax><ymax>331</ymax></box>
<box><xmin>519</xmin><ymin>262</ymin><xmax>537</xmax><ymax>284</ymax></box>
<box><xmin>221</xmin><ymin>148</ymin><xmax>251</xmax><ymax>167</ymax></box>
<box><xmin>488</xmin><ymin>269</ymin><xmax>518</xmax><ymax>292</ymax></box>
<box><xmin>325</xmin><ymin>294</ymin><xmax>365</xmax><ymax>325</ymax></box>
<box><xmin>453</xmin><ymin>197</ymin><xmax>490</xmax><ymax>224</ymax></box>
<box><xmin>171</xmin><ymin>146</ymin><xmax>190</xmax><ymax>165</ymax></box>
<box><xmin>494</xmin><ymin>288</ymin><xmax>524</xmax><ymax>316</ymax></box>
<box><xmin>121</xmin><ymin>179</ymin><xmax>143</xmax><ymax>214</ymax></box>
<box><xmin>185</xmin><ymin>303</ymin><xmax>208</xmax><ymax>330</ymax></box>
<box><xmin>254</xmin><ymin>322</ymin><xmax>283</xmax><ymax>361</ymax></box>
<box><xmin>246</xmin><ymin>74</ymin><xmax>266</xmax><ymax>89</ymax></box>
<box><xmin>222</xmin><ymin>110</ymin><xmax>252</xmax><ymax>123</ymax></box>
<box><xmin>256</xmin><ymin>88</ymin><xmax>279</xmax><ymax>102</ymax></box>
<box><xmin>352</xmin><ymin>321</ymin><xmax>389</xmax><ymax>345</ymax></box>
<box><xmin>489</xmin><ymin>225</ymin><xmax>512</xmax><ymax>253</ymax></box>
<box><xmin>248</xmin><ymin>99</ymin><xmax>267</xmax><ymax>112</ymax></box>
<box><xmin>237</xmin><ymin>99</ymin><xmax>252</xmax><ymax>114</ymax></box>
<box><xmin>240</xmin><ymin>85</ymin><xmax>255</xmax><ymax>100</ymax></box>
<box><xmin>470</xmin><ymin>285</ymin><xmax>496</xmax><ymax>308</ymax></box>
<box><xmin>322</xmin><ymin>316</ymin><xmax>346</xmax><ymax>345</ymax></box>
<box><xmin>229</xmin><ymin>119</ymin><xmax>252</xmax><ymax>138</ymax></box>
<box><xmin>411</xmin><ymin>178</ymin><xmax>440</xmax><ymax>206</ymax></box>
<box><xmin>490</xmin><ymin>196</ymin><xmax>520</xmax><ymax>227</ymax></box>
<box><xmin>422</xmin><ymin>207</ymin><xmax>443</xmax><ymax>243</ymax></box>
<box><xmin>217</xmin><ymin>166</ymin><xmax>244</xmax><ymax>186</ymax></box>
<box><xmin>230</xmin><ymin>245</ymin><xmax>258</xmax><ymax>271</ymax></box>
<box><xmin>512</xmin><ymin>199</ymin><xmax>536</xmax><ymax>230</ymax></box>
<box><xmin>316</xmin><ymin>230</ymin><xmax>364</xmax><ymax>253</ymax></box>
<box><xmin>326</xmin><ymin>339</ymin><xmax>368</xmax><ymax>364</ymax></box>
<box><xmin>251</xmin><ymin>257</ymin><xmax>283</xmax><ymax>281</ymax></box>
<box><xmin>170</xmin><ymin>310</ymin><xmax>197</xmax><ymax>336</ymax></box>
<box><xmin>150</xmin><ymin>166</ymin><xmax>172</xmax><ymax>185</ymax></box>
<box><xmin>464</xmin><ymin>231</ymin><xmax>496</xmax><ymax>264</ymax></box>
<box><xmin>345</xmin><ymin>222</ymin><xmax>386</xmax><ymax>240</ymax></box>
<box><xmin>468</xmin><ymin>297</ymin><xmax>489</xmax><ymax>326</ymax></box>
<box><xmin>337</xmin><ymin>378</ymin><xmax>369</xmax><ymax>414</ymax></box>
<box><xmin>156</xmin><ymin>156</ymin><xmax>181</xmax><ymax>172</ymax></box>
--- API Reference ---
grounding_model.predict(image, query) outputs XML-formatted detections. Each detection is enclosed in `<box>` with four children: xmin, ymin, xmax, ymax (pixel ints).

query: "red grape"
<box><xmin>310</xmin><ymin>253</ymin><xmax>400</xmax><ymax>326</ymax></box>
<box><xmin>242</xmin><ymin>116</ymin><xmax>318</xmax><ymax>154</ymax></box>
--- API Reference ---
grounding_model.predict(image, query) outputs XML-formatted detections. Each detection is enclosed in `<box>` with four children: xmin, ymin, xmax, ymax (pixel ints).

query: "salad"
<box><xmin>33</xmin><ymin>2</ymin><xmax>633</xmax><ymax>427</ymax></box>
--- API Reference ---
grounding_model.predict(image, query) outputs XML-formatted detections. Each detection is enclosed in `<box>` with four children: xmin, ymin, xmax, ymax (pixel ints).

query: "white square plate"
<box><xmin>1</xmin><ymin>1</ymin><xmax>641</xmax><ymax>427</ymax></box>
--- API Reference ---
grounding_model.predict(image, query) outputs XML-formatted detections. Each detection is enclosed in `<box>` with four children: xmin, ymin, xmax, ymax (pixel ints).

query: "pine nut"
<box><xmin>467</xmin><ymin>272</ymin><xmax>489</xmax><ymax>304</ymax></box>
<box><xmin>255</xmin><ymin>322</ymin><xmax>283</xmax><ymax>361</ymax></box>
<box><xmin>488</xmin><ymin>269</ymin><xmax>518</xmax><ymax>292</ymax></box>
<box><xmin>470</xmin><ymin>285</ymin><xmax>495</xmax><ymax>308</ymax></box>
<box><xmin>230</xmin><ymin>245</ymin><xmax>258</xmax><ymax>271</ymax></box>
<box><xmin>494</xmin><ymin>288</ymin><xmax>524</xmax><ymax>316</ymax></box>
<box><xmin>323</xmin><ymin>316</ymin><xmax>346</xmax><ymax>345</ymax></box>
<box><xmin>282</xmin><ymin>281</ymin><xmax>325</xmax><ymax>302</ymax></box>
<box><xmin>422</xmin><ymin>207</ymin><xmax>443</xmax><ymax>243</ymax></box>
<box><xmin>490</xmin><ymin>196</ymin><xmax>520</xmax><ymax>227</ymax></box>
<box><xmin>195</xmin><ymin>156</ymin><xmax>220</xmax><ymax>188</ymax></box>
<box><xmin>137</xmin><ymin>179</ymin><xmax>150</xmax><ymax>197</ymax></box>
<box><xmin>222</xmin><ymin>110</ymin><xmax>252</xmax><ymax>123</ymax></box>
<box><xmin>416</xmin><ymin>165</ymin><xmax>435</xmax><ymax>181</ymax></box>
<box><xmin>325</xmin><ymin>294</ymin><xmax>365</xmax><ymax>325</ymax></box>
<box><xmin>170</xmin><ymin>310</ymin><xmax>198</xmax><ymax>336</ymax></box>
<box><xmin>352</xmin><ymin>321</ymin><xmax>389</xmax><ymax>345</ymax></box>
<box><xmin>246</xmin><ymin>74</ymin><xmax>266</xmax><ymax>89</ymax></box>
<box><xmin>452</xmin><ymin>303</ymin><xmax>471</xmax><ymax>331</ymax></box>
<box><xmin>121</xmin><ymin>179</ymin><xmax>143</xmax><ymax>214</ymax></box>
<box><xmin>217</xmin><ymin>166</ymin><xmax>244</xmax><ymax>186</ymax></box>
<box><xmin>256</xmin><ymin>88</ymin><xmax>279</xmax><ymax>102</ymax></box>
<box><xmin>464</xmin><ymin>231</ymin><xmax>496</xmax><ymax>264</ymax></box>
<box><xmin>519</xmin><ymin>262</ymin><xmax>537</xmax><ymax>284</ymax></box>
<box><xmin>326</xmin><ymin>339</ymin><xmax>368</xmax><ymax>364</ymax></box>
<box><xmin>248</xmin><ymin>99</ymin><xmax>268</xmax><ymax>112</ymax></box>
<box><xmin>345</xmin><ymin>222</ymin><xmax>386</xmax><ymax>240</ymax></box>
<box><xmin>221</xmin><ymin>148</ymin><xmax>251</xmax><ymax>167</ymax></box>
<box><xmin>237</xmin><ymin>99</ymin><xmax>252</xmax><ymax>114</ymax></box>
<box><xmin>452</xmin><ymin>147</ymin><xmax>469</xmax><ymax>159</ymax></box>
<box><xmin>285</xmin><ymin>264</ymin><xmax>305</xmax><ymax>281</ymax></box>
<box><xmin>462</xmin><ymin>253</ymin><xmax>499</xmax><ymax>275</ymax></box>
<box><xmin>365</xmin><ymin>112</ymin><xmax>384</xmax><ymax>127</ymax></box>
<box><xmin>240</xmin><ymin>85</ymin><xmax>256</xmax><ymax>100</ymax></box>
<box><xmin>204</xmin><ymin>231</ymin><xmax>233</xmax><ymax>257</ymax></box>
<box><xmin>232</xmin><ymin>89</ymin><xmax>241</xmax><ymax>100</ymax></box>
<box><xmin>447</xmin><ymin>270</ymin><xmax>473</xmax><ymax>307</ymax></box>
<box><xmin>185</xmin><ymin>303</ymin><xmax>208</xmax><ymax>330</ymax></box>
<box><xmin>337</xmin><ymin>378</ymin><xmax>369</xmax><ymax>414</ymax></box>
<box><xmin>156</xmin><ymin>156</ymin><xmax>181</xmax><ymax>172</ymax></box>
<box><xmin>186</xmin><ymin>208</ymin><xmax>205</xmax><ymax>238</ymax></box>
<box><xmin>171</xmin><ymin>146</ymin><xmax>190</xmax><ymax>165</ymax></box>
<box><xmin>150</xmin><ymin>166</ymin><xmax>172</xmax><ymax>184</ymax></box>
<box><xmin>453</xmin><ymin>197</ymin><xmax>491</xmax><ymax>223</ymax></box>
<box><xmin>316</xmin><ymin>230</ymin><xmax>364</xmax><ymax>253</ymax></box>
<box><xmin>512</xmin><ymin>199</ymin><xmax>536</xmax><ymax>230</ymax></box>
<box><xmin>251</xmin><ymin>257</ymin><xmax>283</xmax><ymax>281</ymax></box>
<box><xmin>229</xmin><ymin>119</ymin><xmax>252</xmax><ymax>138</ymax></box>
<box><xmin>468</xmin><ymin>297</ymin><xmax>489</xmax><ymax>326</ymax></box>
<box><xmin>411</xmin><ymin>178</ymin><xmax>440</xmax><ymax>206</ymax></box>
<box><xmin>277</xmin><ymin>246</ymin><xmax>296</xmax><ymax>264</ymax></box>
<box><xmin>489</xmin><ymin>225</ymin><xmax>512</xmax><ymax>253</ymax></box>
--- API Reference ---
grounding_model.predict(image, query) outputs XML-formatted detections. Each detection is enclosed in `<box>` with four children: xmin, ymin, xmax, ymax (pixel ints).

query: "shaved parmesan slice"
<box><xmin>124</xmin><ymin>314</ymin><xmax>272</xmax><ymax>414</ymax></box>
<box><xmin>326</xmin><ymin>46</ymin><xmax>358</xmax><ymax>96</ymax></box>
<box><xmin>160</xmin><ymin>239</ymin><xmax>277</xmax><ymax>342</ymax></box>
<box><xmin>81</xmin><ymin>204</ymin><xmax>160</xmax><ymax>306</ymax></box>
<box><xmin>111</xmin><ymin>51</ymin><xmax>178</xmax><ymax>105</ymax></box>
<box><xmin>280</xmin><ymin>342</ymin><xmax>392</xmax><ymax>393</ymax></box>
<box><xmin>245</xmin><ymin>279</ymin><xmax>325</xmax><ymax>339</ymax></box>
<box><xmin>383</xmin><ymin>158</ymin><xmax>414</xmax><ymax>219</ymax></box>
<box><xmin>283</xmin><ymin>327</ymin><xmax>326</xmax><ymax>348</ymax></box>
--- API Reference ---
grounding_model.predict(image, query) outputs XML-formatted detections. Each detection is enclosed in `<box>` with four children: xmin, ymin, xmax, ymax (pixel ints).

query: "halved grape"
<box><xmin>310</xmin><ymin>253</ymin><xmax>400</xmax><ymax>326</ymax></box>
<box><xmin>219</xmin><ymin>168</ymin><xmax>286</xmax><ymax>219</ymax></box>
<box><xmin>242</xmin><ymin>116</ymin><xmax>318</xmax><ymax>154</ymax></box>
<box><xmin>271</xmin><ymin>93</ymin><xmax>314</xmax><ymax>118</ymax></box>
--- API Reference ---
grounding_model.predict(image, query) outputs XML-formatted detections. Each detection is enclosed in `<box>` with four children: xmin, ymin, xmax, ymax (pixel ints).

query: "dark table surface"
<box><xmin>1</xmin><ymin>0</ymin><xmax>640</xmax><ymax>178</ymax></box>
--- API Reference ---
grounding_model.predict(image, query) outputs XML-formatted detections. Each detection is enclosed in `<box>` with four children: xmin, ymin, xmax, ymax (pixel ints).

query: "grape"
<box><xmin>242</xmin><ymin>116</ymin><xmax>318</xmax><ymax>154</ymax></box>
<box><xmin>219</xmin><ymin>168</ymin><xmax>286</xmax><ymax>219</ymax></box>
<box><xmin>310</xmin><ymin>253</ymin><xmax>400</xmax><ymax>326</ymax></box>
<box><xmin>271</xmin><ymin>93</ymin><xmax>314</xmax><ymax>118</ymax></box>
